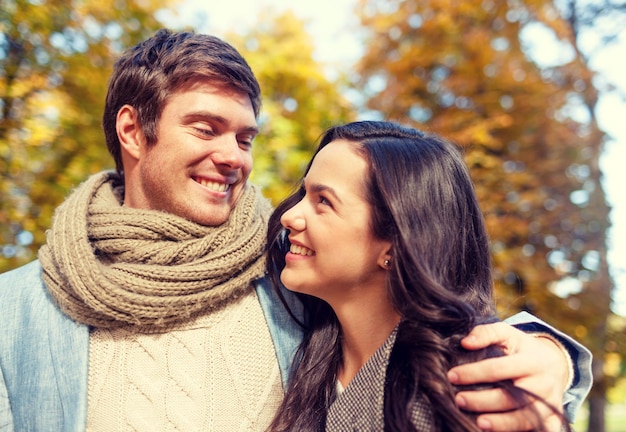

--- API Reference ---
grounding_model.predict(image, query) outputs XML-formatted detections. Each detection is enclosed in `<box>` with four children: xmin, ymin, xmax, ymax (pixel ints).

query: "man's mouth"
<box><xmin>290</xmin><ymin>244</ymin><xmax>315</xmax><ymax>256</ymax></box>
<box><xmin>194</xmin><ymin>177</ymin><xmax>231</xmax><ymax>192</ymax></box>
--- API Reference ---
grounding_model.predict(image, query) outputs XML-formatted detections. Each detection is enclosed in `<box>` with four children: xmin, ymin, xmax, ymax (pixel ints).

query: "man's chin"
<box><xmin>192</xmin><ymin>207</ymin><xmax>231</xmax><ymax>227</ymax></box>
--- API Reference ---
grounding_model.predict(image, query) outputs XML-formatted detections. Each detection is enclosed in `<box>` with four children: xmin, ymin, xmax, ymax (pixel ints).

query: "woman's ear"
<box><xmin>378</xmin><ymin>244</ymin><xmax>393</xmax><ymax>270</ymax></box>
<box><xmin>116</xmin><ymin>104</ymin><xmax>145</xmax><ymax>162</ymax></box>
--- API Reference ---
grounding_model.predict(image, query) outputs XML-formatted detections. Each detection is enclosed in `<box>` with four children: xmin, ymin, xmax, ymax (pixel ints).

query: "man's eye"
<box><xmin>193</xmin><ymin>127</ymin><xmax>214</xmax><ymax>137</ymax></box>
<box><xmin>238</xmin><ymin>135</ymin><xmax>254</xmax><ymax>148</ymax></box>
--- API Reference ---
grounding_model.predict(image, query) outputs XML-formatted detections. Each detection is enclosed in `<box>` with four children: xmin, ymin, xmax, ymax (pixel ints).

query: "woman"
<box><xmin>266</xmin><ymin>121</ymin><xmax>568</xmax><ymax>431</ymax></box>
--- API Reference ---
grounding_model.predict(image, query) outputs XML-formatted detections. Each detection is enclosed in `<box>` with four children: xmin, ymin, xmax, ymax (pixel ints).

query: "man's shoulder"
<box><xmin>0</xmin><ymin>259</ymin><xmax>73</xmax><ymax>332</ymax></box>
<box><xmin>1</xmin><ymin>259</ymin><xmax>42</xmax><ymax>276</ymax></box>
<box><xmin>0</xmin><ymin>260</ymin><xmax>44</xmax><ymax>300</ymax></box>
<box><xmin>0</xmin><ymin>260</ymin><xmax>46</xmax><ymax>321</ymax></box>
<box><xmin>0</xmin><ymin>262</ymin><xmax>89</xmax><ymax>429</ymax></box>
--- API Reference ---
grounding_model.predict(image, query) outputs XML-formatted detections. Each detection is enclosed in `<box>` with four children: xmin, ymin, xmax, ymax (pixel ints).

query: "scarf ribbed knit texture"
<box><xmin>39</xmin><ymin>171</ymin><xmax>273</xmax><ymax>329</ymax></box>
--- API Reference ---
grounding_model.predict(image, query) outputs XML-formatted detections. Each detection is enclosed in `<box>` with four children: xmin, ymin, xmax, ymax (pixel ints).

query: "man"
<box><xmin>0</xmin><ymin>29</ymin><xmax>590</xmax><ymax>431</ymax></box>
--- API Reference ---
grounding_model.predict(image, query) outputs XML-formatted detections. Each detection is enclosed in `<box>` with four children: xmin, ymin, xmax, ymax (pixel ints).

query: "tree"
<box><xmin>0</xmin><ymin>5</ymin><xmax>354</xmax><ymax>271</ymax></box>
<box><xmin>553</xmin><ymin>1</ymin><xmax>626</xmax><ymax>429</ymax></box>
<box><xmin>227</xmin><ymin>10</ymin><xmax>355</xmax><ymax>204</ymax></box>
<box><xmin>354</xmin><ymin>0</ymin><xmax>619</xmax><ymax>429</ymax></box>
<box><xmin>0</xmin><ymin>0</ymin><xmax>178</xmax><ymax>273</ymax></box>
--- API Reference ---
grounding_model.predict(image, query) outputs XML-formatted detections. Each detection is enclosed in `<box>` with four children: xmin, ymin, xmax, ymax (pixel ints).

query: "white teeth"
<box><xmin>197</xmin><ymin>178</ymin><xmax>229</xmax><ymax>192</ymax></box>
<box><xmin>290</xmin><ymin>244</ymin><xmax>315</xmax><ymax>256</ymax></box>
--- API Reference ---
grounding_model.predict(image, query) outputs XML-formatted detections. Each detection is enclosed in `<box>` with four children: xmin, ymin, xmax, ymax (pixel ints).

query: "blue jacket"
<box><xmin>0</xmin><ymin>260</ymin><xmax>591</xmax><ymax>431</ymax></box>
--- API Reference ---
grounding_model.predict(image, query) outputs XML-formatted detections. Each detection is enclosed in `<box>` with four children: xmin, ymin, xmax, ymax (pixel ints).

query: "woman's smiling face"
<box><xmin>279</xmin><ymin>139</ymin><xmax>391</xmax><ymax>304</ymax></box>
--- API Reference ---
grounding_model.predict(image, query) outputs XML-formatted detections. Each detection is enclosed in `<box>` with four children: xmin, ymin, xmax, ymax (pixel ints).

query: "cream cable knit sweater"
<box><xmin>87</xmin><ymin>290</ymin><xmax>283</xmax><ymax>431</ymax></box>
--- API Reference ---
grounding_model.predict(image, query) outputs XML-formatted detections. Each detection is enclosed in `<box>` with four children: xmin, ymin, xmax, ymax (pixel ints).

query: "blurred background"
<box><xmin>1</xmin><ymin>0</ymin><xmax>624</xmax><ymax>430</ymax></box>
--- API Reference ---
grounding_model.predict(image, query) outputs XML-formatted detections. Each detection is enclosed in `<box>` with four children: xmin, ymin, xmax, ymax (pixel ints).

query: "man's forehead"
<box><xmin>164</xmin><ymin>80</ymin><xmax>257</xmax><ymax>125</ymax></box>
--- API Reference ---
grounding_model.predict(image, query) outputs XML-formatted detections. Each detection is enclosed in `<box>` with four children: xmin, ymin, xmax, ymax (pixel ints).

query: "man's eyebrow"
<box><xmin>240</xmin><ymin>125</ymin><xmax>260</xmax><ymax>135</ymax></box>
<box><xmin>304</xmin><ymin>179</ymin><xmax>343</xmax><ymax>204</ymax></box>
<box><xmin>181</xmin><ymin>111</ymin><xmax>259</xmax><ymax>134</ymax></box>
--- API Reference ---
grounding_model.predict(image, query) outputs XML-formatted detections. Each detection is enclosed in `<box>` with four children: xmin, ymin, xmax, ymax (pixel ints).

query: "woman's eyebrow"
<box><xmin>304</xmin><ymin>179</ymin><xmax>343</xmax><ymax>204</ymax></box>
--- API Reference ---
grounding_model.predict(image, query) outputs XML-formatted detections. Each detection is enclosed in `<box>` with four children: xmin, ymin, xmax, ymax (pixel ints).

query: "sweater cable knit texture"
<box><xmin>87</xmin><ymin>291</ymin><xmax>284</xmax><ymax>431</ymax></box>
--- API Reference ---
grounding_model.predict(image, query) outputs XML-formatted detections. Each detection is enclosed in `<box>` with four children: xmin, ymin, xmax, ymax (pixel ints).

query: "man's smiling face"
<box><xmin>123</xmin><ymin>80</ymin><xmax>258</xmax><ymax>226</ymax></box>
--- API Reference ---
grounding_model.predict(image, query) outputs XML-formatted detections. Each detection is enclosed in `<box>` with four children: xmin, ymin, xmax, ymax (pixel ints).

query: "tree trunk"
<box><xmin>587</xmin><ymin>394</ymin><xmax>605</xmax><ymax>432</ymax></box>
<box><xmin>587</xmin><ymin>354</ymin><xmax>606</xmax><ymax>431</ymax></box>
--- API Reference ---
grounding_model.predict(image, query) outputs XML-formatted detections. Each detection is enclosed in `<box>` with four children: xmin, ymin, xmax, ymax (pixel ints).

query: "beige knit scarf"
<box><xmin>39</xmin><ymin>171</ymin><xmax>273</xmax><ymax>330</ymax></box>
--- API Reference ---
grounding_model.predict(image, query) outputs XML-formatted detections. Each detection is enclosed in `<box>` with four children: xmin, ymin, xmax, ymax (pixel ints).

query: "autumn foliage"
<box><xmin>354</xmin><ymin>1</ymin><xmax>617</xmax><ymax>429</ymax></box>
<box><xmin>1</xmin><ymin>1</ymin><xmax>622</xmax><ymax>429</ymax></box>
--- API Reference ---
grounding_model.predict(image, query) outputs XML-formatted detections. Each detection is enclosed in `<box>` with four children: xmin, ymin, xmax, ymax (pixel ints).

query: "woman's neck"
<box><xmin>334</xmin><ymin>300</ymin><xmax>401</xmax><ymax>388</ymax></box>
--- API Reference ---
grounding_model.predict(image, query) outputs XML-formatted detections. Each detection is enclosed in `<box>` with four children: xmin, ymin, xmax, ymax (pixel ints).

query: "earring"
<box><xmin>384</xmin><ymin>259</ymin><xmax>391</xmax><ymax>268</ymax></box>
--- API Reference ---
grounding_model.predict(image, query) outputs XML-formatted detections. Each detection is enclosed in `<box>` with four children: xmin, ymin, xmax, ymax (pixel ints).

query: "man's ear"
<box><xmin>116</xmin><ymin>105</ymin><xmax>145</xmax><ymax>161</ymax></box>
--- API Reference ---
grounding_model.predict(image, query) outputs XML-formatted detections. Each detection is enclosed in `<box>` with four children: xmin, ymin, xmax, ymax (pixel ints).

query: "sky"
<box><xmin>161</xmin><ymin>0</ymin><xmax>626</xmax><ymax>316</ymax></box>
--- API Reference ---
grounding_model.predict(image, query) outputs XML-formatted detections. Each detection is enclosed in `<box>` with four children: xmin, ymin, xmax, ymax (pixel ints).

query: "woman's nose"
<box><xmin>281</xmin><ymin>203</ymin><xmax>305</xmax><ymax>232</ymax></box>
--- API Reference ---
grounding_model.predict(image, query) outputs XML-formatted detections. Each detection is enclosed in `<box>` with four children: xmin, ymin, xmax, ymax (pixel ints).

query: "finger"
<box><xmin>461</xmin><ymin>322</ymin><xmax>523</xmax><ymax>351</ymax></box>
<box><xmin>475</xmin><ymin>405</ymin><xmax>564</xmax><ymax>432</ymax></box>
<box><xmin>475</xmin><ymin>411</ymin><xmax>537</xmax><ymax>432</ymax></box>
<box><xmin>455</xmin><ymin>388</ymin><xmax>522</xmax><ymax>413</ymax></box>
<box><xmin>449</xmin><ymin>355</ymin><xmax>529</xmax><ymax>385</ymax></box>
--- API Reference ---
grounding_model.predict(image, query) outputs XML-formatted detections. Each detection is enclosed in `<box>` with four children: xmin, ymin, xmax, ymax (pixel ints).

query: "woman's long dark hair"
<box><xmin>266</xmin><ymin>121</ymin><xmax>567</xmax><ymax>431</ymax></box>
